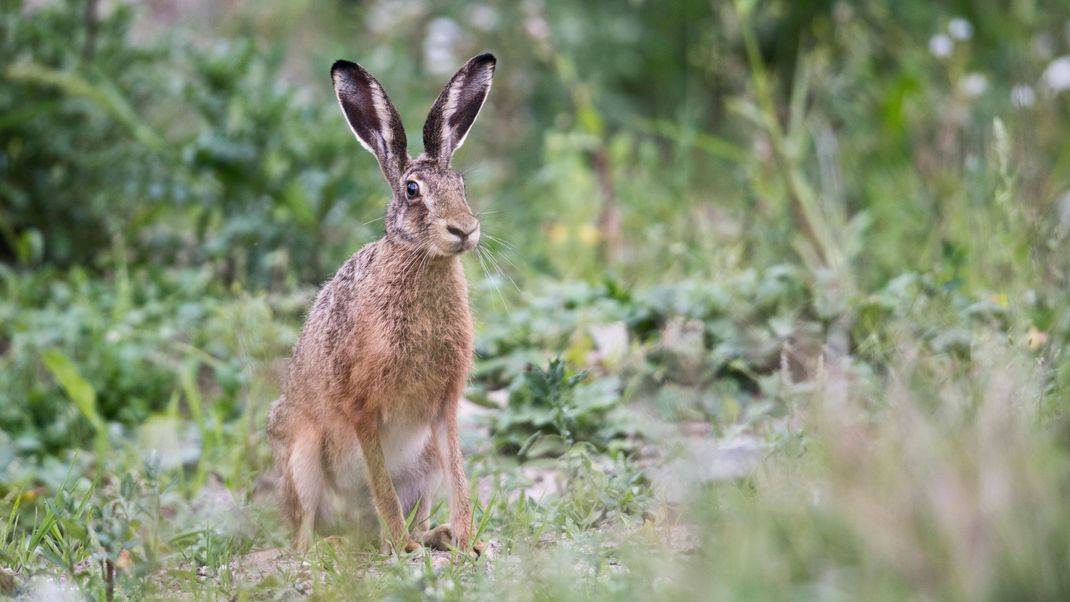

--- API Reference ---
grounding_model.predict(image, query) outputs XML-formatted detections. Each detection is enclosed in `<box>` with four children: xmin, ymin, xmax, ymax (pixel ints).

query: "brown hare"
<box><xmin>267</xmin><ymin>53</ymin><xmax>496</xmax><ymax>555</ymax></box>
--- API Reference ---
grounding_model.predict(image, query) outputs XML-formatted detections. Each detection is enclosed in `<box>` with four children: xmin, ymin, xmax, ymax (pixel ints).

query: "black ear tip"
<box><xmin>472</xmin><ymin>53</ymin><xmax>497</xmax><ymax>67</ymax></box>
<box><xmin>331</xmin><ymin>59</ymin><xmax>362</xmax><ymax>78</ymax></box>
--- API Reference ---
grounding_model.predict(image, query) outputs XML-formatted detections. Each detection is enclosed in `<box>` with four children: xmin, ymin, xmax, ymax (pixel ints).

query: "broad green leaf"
<box><xmin>41</xmin><ymin>350</ymin><xmax>103</xmax><ymax>431</ymax></box>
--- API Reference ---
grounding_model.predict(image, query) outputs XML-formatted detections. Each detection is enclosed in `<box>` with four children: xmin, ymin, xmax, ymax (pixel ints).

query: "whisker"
<box><xmin>416</xmin><ymin>244</ymin><xmax>432</xmax><ymax>279</ymax></box>
<box><xmin>492</xmin><ymin>246</ymin><xmax>524</xmax><ymax>274</ymax></box>
<box><xmin>400</xmin><ymin>244</ymin><xmax>425</xmax><ymax>276</ymax></box>
<box><xmin>474</xmin><ymin>248</ymin><xmax>491</xmax><ymax>294</ymax></box>
<box><xmin>482</xmin><ymin>232</ymin><xmax>517</xmax><ymax>251</ymax></box>
<box><xmin>483</xmin><ymin>247</ymin><xmax>521</xmax><ymax>293</ymax></box>
<box><xmin>460</xmin><ymin>165</ymin><xmax>485</xmax><ymax>177</ymax></box>
<box><xmin>477</xmin><ymin>247</ymin><xmax>509</xmax><ymax>312</ymax></box>
<box><xmin>475</xmin><ymin>247</ymin><xmax>490</xmax><ymax>284</ymax></box>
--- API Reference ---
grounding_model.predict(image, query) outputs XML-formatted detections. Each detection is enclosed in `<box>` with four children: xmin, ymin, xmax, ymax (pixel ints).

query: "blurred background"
<box><xmin>2</xmin><ymin>0</ymin><xmax>1070</xmax><ymax>599</ymax></box>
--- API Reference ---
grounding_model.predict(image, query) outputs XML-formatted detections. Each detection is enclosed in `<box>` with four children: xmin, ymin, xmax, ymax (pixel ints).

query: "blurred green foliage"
<box><xmin>1</xmin><ymin>0</ymin><xmax>385</xmax><ymax>285</ymax></box>
<box><xmin>3</xmin><ymin>0</ymin><xmax>1068</xmax><ymax>287</ymax></box>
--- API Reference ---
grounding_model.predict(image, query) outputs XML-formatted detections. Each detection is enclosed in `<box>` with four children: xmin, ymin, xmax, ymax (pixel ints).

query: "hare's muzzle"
<box><xmin>444</xmin><ymin>218</ymin><xmax>480</xmax><ymax>253</ymax></box>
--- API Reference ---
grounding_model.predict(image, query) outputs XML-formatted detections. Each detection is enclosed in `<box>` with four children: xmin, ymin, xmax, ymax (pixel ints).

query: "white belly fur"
<box><xmin>329</xmin><ymin>421</ymin><xmax>431</xmax><ymax>495</ymax></box>
<box><xmin>318</xmin><ymin>416</ymin><xmax>438</xmax><ymax>533</ymax></box>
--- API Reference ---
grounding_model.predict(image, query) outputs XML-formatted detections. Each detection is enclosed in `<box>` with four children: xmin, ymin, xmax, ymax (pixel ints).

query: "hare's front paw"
<box><xmin>381</xmin><ymin>537</ymin><xmax>422</xmax><ymax>555</ymax></box>
<box><xmin>423</xmin><ymin>524</ymin><xmax>454</xmax><ymax>550</ymax></box>
<box><xmin>423</xmin><ymin>525</ymin><xmax>484</xmax><ymax>556</ymax></box>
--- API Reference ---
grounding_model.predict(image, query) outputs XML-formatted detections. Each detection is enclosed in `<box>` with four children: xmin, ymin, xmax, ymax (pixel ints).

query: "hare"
<box><xmin>267</xmin><ymin>53</ymin><xmax>496</xmax><ymax>554</ymax></box>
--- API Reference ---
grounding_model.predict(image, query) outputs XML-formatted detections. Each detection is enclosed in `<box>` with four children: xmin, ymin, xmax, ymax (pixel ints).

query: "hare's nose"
<box><xmin>447</xmin><ymin>222</ymin><xmax>479</xmax><ymax>240</ymax></box>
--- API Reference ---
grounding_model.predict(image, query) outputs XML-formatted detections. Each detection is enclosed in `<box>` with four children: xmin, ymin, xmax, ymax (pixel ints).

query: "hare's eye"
<box><xmin>405</xmin><ymin>181</ymin><xmax>420</xmax><ymax>199</ymax></box>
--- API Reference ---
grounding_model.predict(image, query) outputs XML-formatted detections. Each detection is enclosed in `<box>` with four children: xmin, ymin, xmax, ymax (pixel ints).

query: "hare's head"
<box><xmin>331</xmin><ymin>54</ymin><xmax>496</xmax><ymax>257</ymax></box>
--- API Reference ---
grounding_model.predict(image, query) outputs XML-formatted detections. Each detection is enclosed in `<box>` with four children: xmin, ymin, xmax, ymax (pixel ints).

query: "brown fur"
<box><xmin>267</xmin><ymin>54</ymin><xmax>496</xmax><ymax>554</ymax></box>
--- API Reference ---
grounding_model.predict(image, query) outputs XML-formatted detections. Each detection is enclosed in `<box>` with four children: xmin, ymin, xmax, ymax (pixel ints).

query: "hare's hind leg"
<box><xmin>284</xmin><ymin>431</ymin><xmax>326</xmax><ymax>551</ymax></box>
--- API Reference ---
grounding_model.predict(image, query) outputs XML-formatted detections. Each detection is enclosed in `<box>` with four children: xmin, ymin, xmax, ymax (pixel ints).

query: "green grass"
<box><xmin>1</xmin><ymin>265</ymin><xmax>1066</xmax><ymax>600</ymax></box>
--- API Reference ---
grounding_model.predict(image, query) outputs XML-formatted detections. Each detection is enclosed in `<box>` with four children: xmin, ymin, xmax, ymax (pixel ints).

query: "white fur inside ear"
<box><xmin>333</xmin><ymin>73</ymin><xmax>395</xmax><ymax>160</ymax></box>
<box><xmin>441</xmin><ymin>65</ymin><xmax>493</xmax><ymax>155</ymax></box>
<box><xmin>441</xmin><ymin>80</ymin><xmax>462</xmax><ymax>152</ymax></box>
<box><xmin>451</xmin><ymin>74</ymin><xmax>491</xmax><ymax>152</ymax></box>
<box><xmin>370</xmin><ymin>81</ymin><xmax>393</xmax><ymax>149</ymax></box>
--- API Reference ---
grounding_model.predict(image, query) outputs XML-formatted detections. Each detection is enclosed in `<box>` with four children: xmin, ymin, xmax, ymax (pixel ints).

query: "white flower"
<box><xmin>1011</xmin><ymin>84</ymin><xmax>1036</xmax><ymax>108</ymax></box>
<box><xmin>1033</xmin><ymin>33</ymin><xmax>1055</xmax><ymax>59</ymax></box>
<box><xmin>960</xmin><ymin>72</ymin><xmax>988</xmax><ymax>97</ymax></box>
<box><xmin>367</xmin><ymin>0</ymin><xmax>428</xmax><ymax>34</ymax></box>
<box><xmin>524</xmin><ymin>16</ymin><xmax>551</xmax><ymax>42</ymax></box>
<box><xmin>467</xmin><ymin>4</ymin><xmax>499</xmax><ymax>30</ymax></box>
<box><xmin>1059</xmin><ymin>190</ymin><xmax>1070</xmax><ymax>226</ymax></box>
<box><xmin>929</xmin><ymin>33</ymin><xmax>953</xmax><ymax>58</ymax></box>
<box><xmin>423</xmin><ymin>17</ymin><xmax>462</xmax><ymax>75</ymax></box>
<box><xmin>1042</xmin><ymin>55</ymin><xmax>1070</xmax><ymax>92</ymax></box>
<box><xmin>948</xmin><ymin>18</ymin><xmax>973</xmax><ymax>40</ymax></box>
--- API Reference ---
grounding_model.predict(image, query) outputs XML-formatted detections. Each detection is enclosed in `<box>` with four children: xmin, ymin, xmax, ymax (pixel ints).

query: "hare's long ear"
<box><xmin>422</xmin><ymin>53</ymin><xmax>496</xmax><ymax>165</ymax></box>
<box><xmin>331</xmin><ymin>60</ymin><xmax>408</xmax><ymax>183</ymax></box>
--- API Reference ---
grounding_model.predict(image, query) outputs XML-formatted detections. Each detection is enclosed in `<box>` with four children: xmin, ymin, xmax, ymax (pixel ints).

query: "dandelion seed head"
<box><xmin>929</xmin><ymin>33</ymin><xmax>953</xmax><ymax>58</ymax></box>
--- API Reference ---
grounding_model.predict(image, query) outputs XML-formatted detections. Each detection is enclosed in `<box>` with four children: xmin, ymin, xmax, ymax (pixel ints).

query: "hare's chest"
<box><xmin>358</xmin><ymin>284</ymin><xmax>472</xmax><ymax>412</ymax></box>
<box><xmin>390</xmin><ymin>297</ymin><xmax>472</xmax><ymax>381</ymax></box>
<box><xmin>394</xmin><ymin>271</ymin><xmax>471</xmax><ymax>351</ymax></box>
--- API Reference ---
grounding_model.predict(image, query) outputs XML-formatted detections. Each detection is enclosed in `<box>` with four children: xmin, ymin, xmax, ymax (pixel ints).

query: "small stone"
<box><xmin>0</xmin><ymin>569</ymin><xmax>16</xmax><ymax>595</ymax></box>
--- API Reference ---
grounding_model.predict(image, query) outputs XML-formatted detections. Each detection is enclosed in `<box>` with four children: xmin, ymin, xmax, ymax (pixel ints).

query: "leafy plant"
<box><xmin>491</xmin><ymin>357</ymin><xmax>631</xmax><ymax>456</ymax></box>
